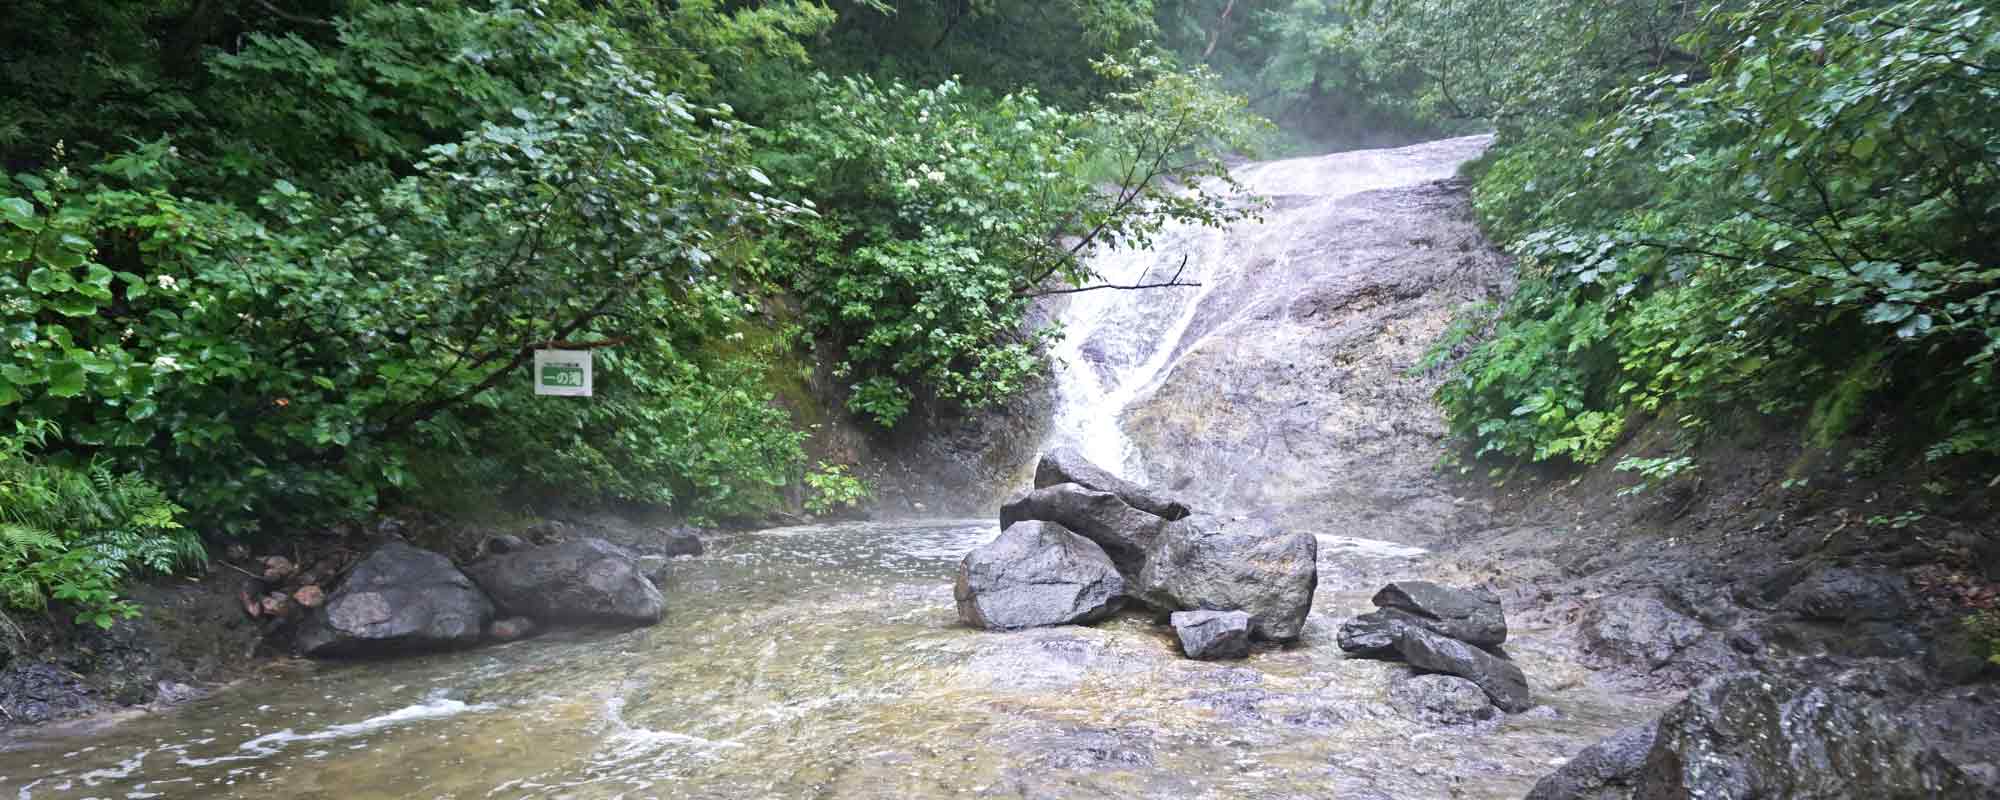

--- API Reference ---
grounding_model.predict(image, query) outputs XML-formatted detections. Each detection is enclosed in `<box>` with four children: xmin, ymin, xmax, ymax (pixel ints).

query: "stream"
<box><xmin>0</xmin><ymin>136</ymin><xmax>1672</xmax><ymax>799</ymax></box>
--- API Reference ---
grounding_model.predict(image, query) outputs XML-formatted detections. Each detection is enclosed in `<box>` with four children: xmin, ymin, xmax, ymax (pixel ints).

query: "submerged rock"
<box><xmin>1171</xmin><ymin>609</ymin><xmax>1252</xmax><ymax>660</ymax></box>
<box><xmin>1389</xmin><ymin>671</ymin><xmax>1498</xmax><ymax>725</ymax></box>
<box><xmin>1336</xmin><ymin>608</ymin><xmax>1427</xmax><ymax>656</ymax></box>
<box><xmin>1580</xmin><ymin>593</ymin><xmax>1706</xmax><ymax>671</ymax></box>
<box><xmin>1001</xmin><ymin>483</ymin><xmax>1166</xmax><ymax>583</ymax></box>
<box><xmin>296</xmin><ymin>541</ymin><xmax>494</xmax><ymax>657</ymax></box>
<box><xmin>1525</xmin><ymin>723</ymin><xmax>1656</xmax><ymax>800</ymax></box>
<box><xmin>1137</xmin><ymin>514</ymin><xmax>1318</xmax><ymax>641</ymax></box>
<box><xmin>467</xmin><ymin>538</ymin><xmax>664</xmax><ymax>626</ymax></box>
<box><xmin>1034</xmin><ymin>446</ymin><xmax>1192</xmax><ymax>520</ymax></box>
<box><xmin>657</xmin><ymin>527</ymin><xmax>706</xmax><ymax>557</ymax></box>
<box><xmin>1394</xmin><ymin>625</ymin><xmax>1532</xmax><ymax>712</ymax></box>
<box><xmin>1635</xmin><ymin>672</ymin><xmax>1983</xmax><ymax>799</ymax></box>
<box><xmin>1371</xmin><ymin>580</ymin><xmax>1507</xmax><ymax>646</ymax></box>
<box><xmin>956</xmin><ymin>521</ymin><xmax>1126</xmax><ymax>631</ymax></box>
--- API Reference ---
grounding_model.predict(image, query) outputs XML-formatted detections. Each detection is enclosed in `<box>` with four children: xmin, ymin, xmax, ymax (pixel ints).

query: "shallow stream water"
<box><xmin>1</xmin><ymin>520</ymin><xmax>1663</xmax><ymax>799</ymax></box>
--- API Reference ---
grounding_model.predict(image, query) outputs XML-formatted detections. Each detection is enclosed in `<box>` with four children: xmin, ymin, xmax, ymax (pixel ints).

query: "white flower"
<box><xmin>151</xmin><ymin>355</ymin><xmax>181</xmax><ymax>371</ymax></box>
<box><xmin>156</xmin><ymin>274</ymin><xmax>179</xmax><ymax>290</ymax></box>
<box><xmin>925</xmin><ymin>169</ymin><xmax>946</xmax><ymax>183</ymax></box>
<box><xmin>903</xmin><ymin>177</ymin><xmax>921</xmax><ymax>190</ymax></box>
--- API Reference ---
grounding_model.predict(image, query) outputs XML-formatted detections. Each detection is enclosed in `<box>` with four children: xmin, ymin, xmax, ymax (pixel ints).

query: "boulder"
<box><xmin>1780</xmin><ymin>567</ymin><xmax>1911</xmax><ymax>623</ymax></box>
<box><xmin>1171</xmin><ymin>609</ymin><xmax>1252</xmax><ymax>660</ymax></box>
<box><xmin>1034</xmin><ymin>446</ymin><xmax>1192</xmax><ymax>520</ymax></box>
<box><xmin>1371</xmin><ymin>580</ymin><xmax>1507</xmax><ymax>646</ymax></box>
<box><xmin>1389</xmin><ymin>671</ymin><xmax>1498</xmax><ymax>725</ymax></box>
<box><xmin>1525</xmin><ymin>723</ymin><xmax>1656</xmax><ymax>800</ymax></box>
<box><xmin>296</xmin><ymin>541</ymin><xmax>494</xmax><ymax>657</ymax></box>
<box><xmin>1634</xmin><ymin>672</ymin><xmax>1982</xmax><ymax>799</ymax></box>
<box><xmin>1580</xmin><ymin>593</ymin><xmax>1706</xmax><ymax>671</ymax></box>
<box><xmin>467</xmin><ymin>538</ymin><xmax>665</xmax><ymax>626</ymax></box>
<box><xmin>658</xmin><ymin>527</ymin><xmax>705</xmax><ymax>557</ymax></box>
<box><xmin>1000</xmin><ymin>483</ymin><xmax>1166</xmax><ymax>583</ymax></box>
<box><xmin>1394</xmin><ymin>625</ymin><xmax>1532</xmax><ymax>712</ymax></box>
<box><xmin>1336</xmin><ymin>607</ymin><xmax>1428</xmax><ymax>656</ymax></box>
<box><xmin>956</xmin><ymin>521</ymin><xmax>1126</xmax><ymax>631</ymax></box>
<box><xmin>1136</xmin><ymin>514</ymin><xmax>1318</xmax><ymax>641</ymax></box>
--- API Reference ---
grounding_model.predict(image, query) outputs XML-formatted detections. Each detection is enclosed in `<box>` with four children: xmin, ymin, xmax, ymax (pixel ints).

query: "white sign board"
<box><xmin>534</xmin><ymin>350</ymin><xmax>593</xmax><ymax>397</ymax></box>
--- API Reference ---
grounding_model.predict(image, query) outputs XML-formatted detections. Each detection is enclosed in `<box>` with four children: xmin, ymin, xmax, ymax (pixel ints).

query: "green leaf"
<box><xmin>47</xmin><ymin>362</ymin><xmax>85</xmax><ymax>398</ymax></box>
<box><xmin>0</xmin><ymin>197</ymin><xmax>32</xmax><ymax>227</ymax></box>
<box><xmin>126</xmin><ymin>399</ymin><xmax>157</xmax><ymax>422</ymax></box>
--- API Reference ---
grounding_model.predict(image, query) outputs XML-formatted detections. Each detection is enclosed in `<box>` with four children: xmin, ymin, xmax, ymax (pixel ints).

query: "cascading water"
<box><xmin>1042</xmin><ymin>136</ymin><xmax>1493</xmax><ymax>487</ymax></box>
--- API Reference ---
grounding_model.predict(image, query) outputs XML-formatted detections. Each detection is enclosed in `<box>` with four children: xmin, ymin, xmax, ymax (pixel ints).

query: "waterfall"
<box><xmin>1041</xmin><ymin>136</ymin><xmax>1493</xmax><ymax>484</ymax></box>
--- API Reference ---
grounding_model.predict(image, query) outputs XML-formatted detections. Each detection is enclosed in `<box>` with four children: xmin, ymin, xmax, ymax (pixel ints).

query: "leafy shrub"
<box><xmin>803</xmin><ymin>462</ymin><xmax>871</xmax><ymax>516</ymax></box>
<box><xmin>772</xmin><ymin>52</ymin><xmax>1264</xmax><ymax>425</ymax></box>
<box><xmin>1439</xmin><ymin>0</ymin><xmax>2000</xmax><ymax>473</ymax></box>
<box><xmin>0</xmin><ymin>423</ymin><xmax>201</xmax><ymax>628</ymax></box>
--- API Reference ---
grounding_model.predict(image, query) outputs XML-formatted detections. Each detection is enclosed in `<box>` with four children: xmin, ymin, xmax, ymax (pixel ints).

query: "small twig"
<box><xmin>1016</xmin><ymin>254</ymin><xmax>1200</xmax><ymax>298</ymax></box>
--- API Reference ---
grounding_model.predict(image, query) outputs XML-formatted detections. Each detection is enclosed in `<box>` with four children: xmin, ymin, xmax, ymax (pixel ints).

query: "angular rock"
<box><xmin>467</xmin><ymin>538</ymin><xmax>664</xmax><ymax>626</ymax></box>
<box><xmin>1635</xmin><ymin>673</ymin><xmax>1982</xmax><ymax>799</ymax></box>
<box><xmin>1526</xmin><ymin>723</ymin><xmax>1656</xmax><ymax>800</ymax></box>
<box><xmin>956</xmin><ymin>521</ymin><xmax>1126</xmax><ymax>631</ymax></box>
<box><xmin>296</xmin><ymin>541</ymin><xmax>494</xmax><ymax>657</ymax></box>
<box><xmin>1371</xmin><ymin>580</ymin><xmax>1507</xmax><ymax>646</ymax></box>
<box><xmin>484</xmin><ymin>534</ymin><xmax>530</xmax><ymax>555</ymax></box>
<box><xmin>1034</xmin><ymin>446</ymin><xmax>1192</xmax><ymax>520</ymax></box>
<box><xmin>1389</xmin><ymin>671</ymin><xmax>1498</xmax><ymax>725</ymax></box>
<box><xmin>1137</xmin><ymin>514</ymin><xmax>1318</xmax><ymax>641</ymax></box>
<box><xmin>1000</xmin><ymin>483</ymin><xmax>1166</xmax><ymax>583</ymax></box>
<box><xmin>1394</xmin><ymin>625</ymin><xmax>1532</xmax><ymax>712</ymax></box>
<box><xmin>1171</xmin><ymin>609</ymin><xmax>1252</xmax><ymax>660</ymax></box>
<box><xmin>1780</xmin><ymin>567</ymin><xmax>1911</xmax><ymax>623</ymax></box>
<box><xmin>1336</xmin><ymin>607</ymin><xmax>1429</xmax><ymax>656</ymax></box>
<box><xmin>1580</xmin><ymin>593</ymin><xmax>1706</xmax><ymax>671</ymax></box>
<box><xmin>487</xmin><ymin>616</ymin><xmax>537</xmax><ymax>642</ymax></box>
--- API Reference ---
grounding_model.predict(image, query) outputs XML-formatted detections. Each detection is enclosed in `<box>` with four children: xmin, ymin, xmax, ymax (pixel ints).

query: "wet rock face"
<box><xmin>1136</xmin><ymin>514</ymin><xmax>1319</xmax><ymax>641</ymax></box>
<box><xmin>1779</xmin><ymin>567</ymin><xmax>1911</xmax><ymax>623</ymax></box>
<box><xmin>1394</xmin><ymin>625</ymin><xmax>1533</xmax><ymax>713</ymax></box>
<box><xmin>0</xmin><ymin>662</ymin><xmax>98</xmax><ymax>723</ymax></box>
<box><xmin>657</xmin><ymin>527</ymin><xmax>705</xmax><ymax>558</ymax></box>
<box><xmin>1580</xmin><ymin>593</ymin><xmax>1707</xmax><ymax>671</ymax></box>
<box><xmin>1526</xmin><ymin>723</ymin><xmax>1656</xmax><ymax>800</ymax></box>
<box><xmin>296</xmin><ymin>541</ymin><xmax>494</xmax><ymax>657</ymax></box>
<box><xmin>1634</xmin><ymin>673</ymin><xmax>1984</xmax><ymax>799</ymax></box>
<box><xmin>1371</xmin><ymin>580</ymin><xmax>1508</xmax><ymax>646</ymax></box>
<box><xmin>1034</xmin><ymin>446</ymin><xmax>1191</xmax><ymax>520</ymax></box>
<box><xmin>1389</xmin><ymin>671</ymin><xmax>1497</xmax><ymax>725</ymax></box>
<box><xmin>1000</xmin><ymin>483</ymin><xmax>1166</xmax><ymax>583</ymax></box>
<box><xmin>467</xmin><ymin>538</ymin><xmax>664</xmax><ymax>626</ymax></box>
<box><xmin>956</xmin><ymin>521</ymin><xmax>1126</xmax><ymax>631</ymax></box>
<box><xmin>1170</xmin><ymin>609</ymin><xmax>1252</xmax><ymax>660</ymax></box>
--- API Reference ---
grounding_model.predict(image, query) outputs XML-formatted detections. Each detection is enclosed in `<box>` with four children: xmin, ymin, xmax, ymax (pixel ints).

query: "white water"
<box><xmin>1043</xmin><ymin>138</ymin><xmax>1490</xmax><ymax>483</ymax></box>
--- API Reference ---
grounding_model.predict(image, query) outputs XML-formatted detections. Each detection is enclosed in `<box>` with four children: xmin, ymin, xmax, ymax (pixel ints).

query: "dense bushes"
<box><xmin>1429</xmin><ymin>0</ymin><xmax>2000</xmax><ymax>477</ymax></box>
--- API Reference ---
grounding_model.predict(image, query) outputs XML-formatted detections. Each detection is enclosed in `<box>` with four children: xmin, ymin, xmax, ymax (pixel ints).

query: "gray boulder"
<box><xmin>1581</xmin><ymin>593</ymin><xmax>1706</xmax><ymax>671</ymax></box>
<box><xmin>1000</xmin><ymin>483</ymin><xmax>1166</xmax><ymax>583</ymax></box>
<box><xmin>1034</xmin><ymin>446</ymin><xmax>1192</xmax><ymax>520</ymax></box>
<box><xmin>1136</xmin><ymin>514</ymin><xmax>1318</xmax><ymax>641</ymax></box>
<box><xmin>657</xmin><ymin>527</ymin><xmax>705</xmax><ymax>557</ymax></box>
<box><xmin>1171</xmin><ymin>609</ymin><xmax>1252</xmax><ymax>660</ymax></box>
<box><xmin>1634</xmin><ymin>673</ymin><xmax>1982</xmax><ymax>799</ymax></box>
<box><xmin>956</xmin><ymin>521</ymin><xmax>1126</xmax><ymax>631</ymax></box>
<box><xmin>297</xmin><ymin>541</ymin><xmax>494</xmax><ymax>657</ymax></box>
<box><xmin>467</xmin><ymin>538</ymin><xmax>664</xmax><ymax>626</ymax></box>
<box><xmin>1394</xmin><ymin>625</ymin><xmax>1532</xmax><ymax>712</ymax></box>
<box><xmin>1336</xmin><ymin>607</ymin><xmax>1428</xmax><ymax>656</ymax></box>
<box><xmin>1526</xmin><ymin>723</ymin><xmax>1657</xmax><ymax>800</ymax></box>
<box><xmin>1780</xmin><ymin>567</ymin><xmax>1911</xmax><ymax>623</ymax></box>
<box><xmin>1371</xmin><ymin>580</ymin><xmax>1507</xmax><ymax>646</ymax></box>
<box><xmin>1389</xmin><ymin>671</ymin><xmax>1498</xmax><ymax>725</ymax></box>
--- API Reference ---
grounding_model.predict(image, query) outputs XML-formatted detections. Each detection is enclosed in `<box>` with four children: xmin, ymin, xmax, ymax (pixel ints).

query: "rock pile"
<box><xmin>1338</xmin><ymin>580</ymin><xmax>1532</xmax><ymax>712</ymax></box>
<box><xmin>958</xmin><ymin>448</ymin><xmax>1319</xmax><ymax>661</ymax></box>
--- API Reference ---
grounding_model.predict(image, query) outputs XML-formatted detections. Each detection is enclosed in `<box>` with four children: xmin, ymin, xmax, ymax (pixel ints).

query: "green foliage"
<box><xmin>1968</xmin><ymin>610</ymin><xmax>2000</xmax><ymax>667</ymax></box>
<box><xmin>1613</xmin><ymin>454</ymin><xmax>1696</xmax><ymax>497</ymax></box>
<box><xmin>773</xmin><ymin>52</ymin><xmax>1265</xmax><ymax>425</ymax></box>
<box><xmin>0</xmin><ymin>423</ymin><xmax>201</xmax><ymax>628</ymax></box>
<box><xmin>1436</xmin><ymin>0</ymin><xmax>2000</xmax><ymax>475</ymax></box>
<box><xmin>803</xmin><ymin>461</ymin><xmax>871</xmax><ymax>515</ymax></box>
